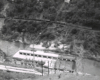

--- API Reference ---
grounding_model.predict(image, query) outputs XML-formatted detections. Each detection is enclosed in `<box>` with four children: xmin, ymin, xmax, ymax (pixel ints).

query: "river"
<box><xmin>0</xmin><ymin>39</ymin><xmax>100</xmax><ymax>76</ymax></box>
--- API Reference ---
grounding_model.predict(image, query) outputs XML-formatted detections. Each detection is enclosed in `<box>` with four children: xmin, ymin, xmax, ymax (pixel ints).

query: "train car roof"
<box><xmin>18</xmin><ymin>50</ymin><xmax>59</xmax><ymax>57</ymax></box>
<box><xmin>13</xmin><ymin>50</ymin><xmax>75</xmax><ymax>60</ymax></box>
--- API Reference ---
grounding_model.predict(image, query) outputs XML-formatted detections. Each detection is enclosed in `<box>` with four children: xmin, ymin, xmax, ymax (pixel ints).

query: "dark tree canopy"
<box><xmin>0</xmin><ymin>0</ymin><xmax>100</xmax><ymax>56</ymax></box>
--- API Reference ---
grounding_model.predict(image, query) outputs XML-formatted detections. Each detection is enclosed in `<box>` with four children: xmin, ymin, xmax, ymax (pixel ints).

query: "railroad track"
<box><xmin>0</xmin><ymin>65</ymin><xmax>42</xmax><ymax>75</ymax></box>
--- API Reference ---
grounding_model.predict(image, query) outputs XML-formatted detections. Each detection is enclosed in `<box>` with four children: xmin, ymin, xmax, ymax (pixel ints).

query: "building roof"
<box><xmin>13</xmin><ymin>50</ymin><xmax>59</xmax><ymax>58</ymax></box>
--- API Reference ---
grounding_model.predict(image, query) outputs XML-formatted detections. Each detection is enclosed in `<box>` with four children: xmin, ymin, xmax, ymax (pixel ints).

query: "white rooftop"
<box><xmin>13</xmin><ymin>50</ymin><xmax>59</xmax><ymax>58</ymax></box>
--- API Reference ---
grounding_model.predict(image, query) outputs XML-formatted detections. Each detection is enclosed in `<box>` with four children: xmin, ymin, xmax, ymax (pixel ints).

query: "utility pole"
<box><xmin>41</xmin><ymin>61</ymin><xmax>44</xmax><ymax>76</ymax></box>
<box><xmin>55</xmin><ymin>62</ymin><xmax>57</xmax><ymax>74</ymax></box>
<box><xmin>42</xmin><ymin>64</ymin><xmax>43</xmax><ymax>76</ymax></box>
<box><xmin>48</xmin><ymin>61</ymin><xmax>49</xmax><ymax>75</ymax></box>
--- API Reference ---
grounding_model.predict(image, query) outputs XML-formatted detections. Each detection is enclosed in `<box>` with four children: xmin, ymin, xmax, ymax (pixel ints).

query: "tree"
<box><xmin>0</xmin><ymin>0</ymin><xmax>4</xmax><ymax>11</ymax></box>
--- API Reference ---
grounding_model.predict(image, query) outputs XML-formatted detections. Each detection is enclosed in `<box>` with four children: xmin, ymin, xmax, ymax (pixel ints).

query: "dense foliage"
<box><xmin>65</xmin><ymin>0</ymin><xmax>100</xmax><ymax>30</ymax></box>
<box><xmin>0</xmin><ymin>0</ymin><xmax>100</xmax><ymax>56</ymax></box>
<box><xmin>0</xmin><ymin>0</ymin><xmax>5</xmax><ymax>11</ymax></box>
<box><xmin>6</xmin><ymin>0</ymin><xmax>64</xmax><ymax>20</ymax></box>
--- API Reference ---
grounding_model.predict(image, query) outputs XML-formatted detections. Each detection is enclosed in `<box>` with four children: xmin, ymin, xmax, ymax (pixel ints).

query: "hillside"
<box><xmin>0</xmin><ymin>1</ymin><xmax>100</xmax><ymax>80</ymax></box>
<box><xmin>0</xmin><ymin>0</ymin><xmax>100</xmax><ymax>56</ymax></box>
<box><xmin>4</xmin><ymin>0</ymin><xmax>100</xmax><ymax>30</ymax></box>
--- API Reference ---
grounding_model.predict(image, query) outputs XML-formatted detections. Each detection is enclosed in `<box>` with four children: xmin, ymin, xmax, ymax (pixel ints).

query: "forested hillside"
<box><xmin>5</xmin><ymin>0</ymin><xmax>100</xmax><ymax>30</ymax></box>
<box><xmin>65</xmin><ymin>0</ymin><xmax>100</xmax><ymax>30</ymax></box>
<box><xmin>0</xmin><ymin>0</ymin><xmax>100</xmax><ymax>56</ymax></box>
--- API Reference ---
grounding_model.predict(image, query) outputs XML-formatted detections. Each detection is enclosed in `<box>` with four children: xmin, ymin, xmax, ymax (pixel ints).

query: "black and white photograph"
<box><xmin>0</xmin><ymin>0</ymin><xmax>100</xmax><ymax>80</ymax></box>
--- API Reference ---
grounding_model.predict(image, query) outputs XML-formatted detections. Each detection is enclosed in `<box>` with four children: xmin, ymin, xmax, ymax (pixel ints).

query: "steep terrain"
<box><xmin>0</xmin><ymin>1</ymin><xmax>100</xmax><ymax>80</ymax></box>
<box><xmin>0</xmin><ymin>0</ymin><xmax>99</xmax><ymax>56</ymax></box>
<box><xmin>0</xmin><ymin>0</ymin><xmax>100</xmax><ymax>59</ymax></box>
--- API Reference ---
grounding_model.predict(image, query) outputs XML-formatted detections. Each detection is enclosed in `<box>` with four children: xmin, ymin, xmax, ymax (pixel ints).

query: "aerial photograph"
<box><xmin>0</xmin><ymin>0</ymin><xmax>100</xmax><ymax>80</ymax></box>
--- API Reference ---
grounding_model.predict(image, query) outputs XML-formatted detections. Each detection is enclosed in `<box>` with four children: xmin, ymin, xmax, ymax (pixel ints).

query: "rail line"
<box><xmin>0</xmin><ymin>65</ymin><xmax>42</xmax><ymax>75</ymax></box>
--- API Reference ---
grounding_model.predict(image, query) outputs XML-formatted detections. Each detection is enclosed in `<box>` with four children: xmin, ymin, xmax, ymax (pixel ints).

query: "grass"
<box><xmin>0</xmin><ymin>70</ymin><xmax>39</xmax><ymax>80</ymax></box>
